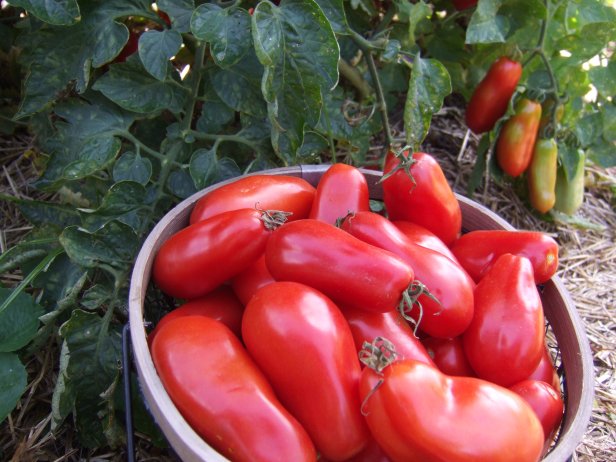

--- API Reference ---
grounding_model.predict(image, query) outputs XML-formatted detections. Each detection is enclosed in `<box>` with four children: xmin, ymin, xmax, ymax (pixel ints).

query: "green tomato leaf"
<box><xmin>395</xmin><ymin>0</ymin><xmax>432</xmax><ymax>44</ymax></box>
<box><xmin>59</xmin><ymin>221</ymin><xmax>139</xmax><ymax>269</ymax></box>
<box><xmin>589</xmin><ymin>60</ymin><xmax>616</xmax><ymax>98</ymax></box>
<box><xmin>189</xmin><ymin>147</ymin><xmax>219</xmax><ymax>190</ymax></box>
<box><xmin>63</xmin><ymin>136</ymin><xmax>122</xmax><ymax>180</ymax></box>
<box><xmin>404</xmin><ymin>55</ymin><xmax>452</xmax><ymax>150</ymax></box>
<box><xmin>93</xmin><ymin>57</ymin><xmax>188</xmax><ymax>114</ymax></box>
<box><xmin>53</xmin><ymin>310</ymin><xmax>123</xmax><ymax>447</ymax></box>
<box><xmin>466</xmin><ymin>0</ymin><xmax>508</xmax><ymax>44</ymax></box>
<box><xmin>0</xmin><ymin>353</ymin><xmax>27</xmax><ymax>423</ymax></box>
<box><xmin>15</xmin><ymin>0</ymin><xmax>153</xmax><ymax>118</ymax></box>
<box><xmin>208</xmin><ymin>51</ymin><xmax>266</xmax><ymax>117</ymax></box>
<box><xmin>0</xmin><ymin>289</ymin><xmax>44</xmax><ymax>352</ymax></box>
<box><xmin>80</xmin><ymin>181</ymin><xmax>147</xmax><ymax>232</ymax></box>
<box><xmin>0</xmin><ymin>234</ymin><xmax>58</xmax><ymax>274</ymax></box>
<box><xmin>196</xmin><ymin>87</ymin><xmax>236</xmax><ymax>133</ymax></box>
<box><xmin>191</xmin><ymin>4</ymin><xmax>251</xmax><ymax>68</ymax></box>
<box><xmin>558</xmin><ymin>142</ymin><xmax>584</xmax><ymax>182</ymax></box>
<box><xmin>158</xmin><ymin>0</ymin><xmax>195</xmax><ymax>33</ymax></box>
<box><xmin>601</xmin><ymin>103</ymin><xmax>616</xmax><ymax>142</ymax></box>
<box><xmin>565</xmin><ymin>0</ymin><xmax>616</xmax><ymax>32</ymax></box>
<box><xmin>167</xmin><ymin>169</ymin><xmax>197</xmax><ymax>199</ymax></box>
<box><xmin>138</xmin><ymin>29</ymin><xmax>183</xmax><ymax>81</ymax></box>
<box><xmin>313</xmin><ymin>0</ymin><xmax>349</xmax><ymax>34</ymax></box>
<box><xmin>2</xmin><ymin>195</ymin><xmax>81</xmax><ymax>228</ymax></box>
<box><xmin>9</xmin><ymin>0</ymin><xmax>80</xmax><ymax>26</ymax></box>
<box><xmin>252</xmin><ymin>0</ymin><xmax>339</xmax><ymax>162</ymax></box>
<box><xmin>112</xmin><ymin>151</ymin><xmax>153</xmax><ymax>185</ymax></box>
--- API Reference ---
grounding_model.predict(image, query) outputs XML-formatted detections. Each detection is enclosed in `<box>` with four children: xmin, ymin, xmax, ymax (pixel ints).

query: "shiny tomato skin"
<box><xmin>527</xmin><ymin>345</ymin><xmax>561</xmax><ymax>393</ymax></box>
<box><xmin>361</xmin><ymin>360</ymin><xmax>544</xmax><ymax>462</ymax></box>
<box><xmin>340</xmin><ymin>211</ymin><xmax>474</xmax><ymax>338</ymax></box>
<box><xmin>383</xmin><ymin>151</ymin><xmax>461</xmax><ymax>246</ymax></box>
<box><xmin>463</xmin><ymin>254</ymin><xmax>545</xmax><ymax>387</ymax></box>
<box><xmin>153</xmin><ymin>208</ymin><xmax>274</xmax><ymax>299</ymax></box>
<box><xmin>465</xmin><ymin>56</ymin><xmax>522</xmax><ymax>134</ymax></box>
<box><xmin>421</xmin><ymin>336</ymin><xmax>476</xmax><ymax>377</ymax></box>
<box><xmin>265</xmin><ymin>219</ymin><xmax>414</xmax><ymax>313</ymax></box>
<box><xmin>242</xmin><ymin>282</ymin><xmax>370</xmax><ymax>461</ymax></box>
<box><xmin>309</xmin><ymin>163</ymin><xmax>371</xmax><ymax>225</ymax></box>
<box><xmin>509</xmin><ymin>379</ymin><xmax>564</xmax><ymax>451</ymax></box>
<box><xmin>231</xmin><ymin>254</ymin><xmax>275</xmax><ymax>305</ymax></box>
<box><xmin>496</xmin><ymin>98</ymin><xmax>543</xmax><ymax>177</ymax></box>
<box><xmin>189</xmin><ymin>175</ymin><xmax>315</xmax><ymax>225</ymax></box>
<box><xmin>450</xmin><ymin>229</ymin><xmax>559</xmax><ymax>284</ymax></box>
<box><xmin>339</xmin><ymin>304</ymin><xmax>435</xmax><ymax>367</ymax></box>
<box><xmin>392</xmin><ymin>220</ymin><xmax>459</xmax><ymax>263</ymax></box>
<box><xmin>148</xmin><ymin>286</ymin><xmax>244</xmax><ymax>345</ymax></box>
<box><xmin>151</xmin><ymin>316</ymin><xmax>316</xmax><ymax>462</ymax></box>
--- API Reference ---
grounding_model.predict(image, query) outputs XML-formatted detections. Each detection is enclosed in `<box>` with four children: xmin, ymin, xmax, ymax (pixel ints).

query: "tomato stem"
<box><xmin>398</xmin><ymin>281</ymin><xmax>441</xmax><ymax>336</ymax></box>
<box><xmin>259</xmin><ymin>209</ymin><xmax>292</xmax><ymax>230</ymax></box>
<box><xmin>358</xmin><ymin>337</ymin><xmax>398</xmax><ymax>416</ymax></box>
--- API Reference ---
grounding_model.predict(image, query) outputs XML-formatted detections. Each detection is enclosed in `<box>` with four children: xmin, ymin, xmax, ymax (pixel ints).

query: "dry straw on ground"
<box><xmin>1</xmin><ymin>106</ymin><xmax>615</xmax><ymax>461</ymax></box>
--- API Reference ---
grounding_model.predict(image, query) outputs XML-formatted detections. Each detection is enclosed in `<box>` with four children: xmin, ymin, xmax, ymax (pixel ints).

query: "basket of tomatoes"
<box><xmin>128</xmin><ymin>158</ymin><xmax>594</xmax><ymax>462</ymax></box>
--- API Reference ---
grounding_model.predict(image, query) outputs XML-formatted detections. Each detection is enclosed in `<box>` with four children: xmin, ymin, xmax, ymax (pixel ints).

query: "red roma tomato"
<box><xmin>450</xmin><ymin>229</ymin><xmax>559</xmax><ymax>284</ymax></box>
<box><xmin>114</xmin><ymin>30</ymin><xmax>139</xmax><ymax>63</ymax></box>
<box><xmin>527</xmin><ymin>344</ymin><xmax>561</xmax><ymax>393</ymax></box>
<box><xmin>382</xmin><ymin>151</ymin><xmax>461</xmax><ymax>246</ymax></box>
<box><xmin>392</xmin><ymin>220</ymin><xmax>459</xmax><ymax>263</ymax></box>
<box><xmin>151</xmin><ymin>316</ymin><xmax>316</xmax><ymax>462</ymax></box>
<box><xmin>496</xmin><ymin>98</ymin><xmax>543</xmax><ymax>177</ymax></box>
<box><xmin>360</xmin><ymin>357</ymin><xmax>544</xmax><ymax>462</ymax></box>
<box><xmin>421</xmin><ymin>336</ymin><xmax>476</xmax><ymax>377</ymax></box>
<box><xmin>510</xmin><ymin>379</ymin><xmax>564</xmax><ymax>451</ymax></box>
<box><xmin>452</xmin><ymin>0</ymin><xmax>477</xmax><ymax>9</ymax></box>
<box><xmin>148</xmin><ymin>286</ymin><xmax>244</xmax><ymax>345</ymax></box>
<box><xmin>153</xmin><ymin>208</ymin><xmax>286</xmax><ymax>299</ymax></box>
<box><xmin>309</xmin><ymin>163</ymin><xmax>370</xmax><ymax>225</ymax></box>
<box><xmin>231</xmin><ymin>254</ymin><xmax>275</xmax><ymax>305</ymax></box>
<box><xmin>339</xmin><ymin>304</ymin><xmax>435</xmax><ymax>367</ymax></box>
<box><xmin>465</xmin><ymin>56</ymin><xmax>522</xmax><ymax>134</ymax></box>
<box><xmin>463</xmin><ymin>254</ymin><xmax>545</xmax><ymax>387</ymax></box>
<box><xmin>242</xmin><ymin>282</ymin><xmax>370</xmax><ymax>461</ymax></box>
<box><xmin>322</xmin><ymin>438</ymin><xmax>392</xmax><ymax>462</ymax></box>
<box><xmin>265</xmin><ymin>219</ymin><xmax>414</xmax><ymax>313</ymax></box>
<box><xmin>189</xmin><ymin>175</ymin><xmax>315</xmax><ymax>225</ymax></box>
<box><xmin>340</xmin><ymin>211</ymin><xmax>474</xmax><ymax>338</ymax></box>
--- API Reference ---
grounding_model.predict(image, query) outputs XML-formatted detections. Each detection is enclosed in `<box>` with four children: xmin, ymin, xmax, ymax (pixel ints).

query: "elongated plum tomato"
<box><xmin>339</xmin><ymin>304</ymin><xmax>434</xmax><ymax>367</ymax></box>
<box><xmin>465</xmin><ymin>56</ymin><xmax>522</xmax><ymax>134</ymax></box>
<box><xmin>153</xmin><ymin>208</ymin><xmax>286</xmax><ymax>299</ymax></box>
<box><xmin>360</xmin><ymin>355</ymin><xmax>544</xmax><ymax>462</ymax></box>
<box><xmin>151</xmin><ymin>316</ymin><xmax>316</xmax><ymax>462</ymax></box>
<box><xmin>231</xmin><ymin>254</ymin><xmax>275</xmax><ymax>306</ymax></box>
<box><xmin>527</xmin><ymin>344</ymin><xmax>561</xmax><ymax>393</ymax></box>
<box><xmin>147</xmin><ymin>286</ymin><xmax>244</xmax><ymax>346</ymax></box>
<box><xmin>309</xmin><ymin>163</ymin><xmax>370</xmax><ymax>225</ymax></box>
<box><xmin>382</xmin><ymin>151</ymin><xmax>461</xmax><ymax>246</ymax></box>
<box><xmin>450</xmin><ymin>229</ymin><xmax>559</xmax><ymax>284</ymax></box>
<box><xmin>421</xmin><ymin>336</ymin><xmax>476</xmax><ymax>377</ymax></box>
<box><xmin>242</xmin><ymin>282</ymin><xmax>370</xmax><ymax>461</ymax></box>
<box><xmin>189</xmin><ymin>174</ymin><xmax>315</xmax><ymax>225</ymax></box>
<box><xmin>392</xmin><ymin>220</ymin><xmax>459</xmax><ymax>263</ymax></box>
<box><xmin>340</xmin><ymin>211</ymin><xmax>474</xmax><ymax>338</ymax></box>
<box><xmin>463</xmin><ymin>254</ymin><xmax>545</xmax><ymax>387</ymax></box>
<box><xmin>265</xmin><ymin>219</ymin><xmax>414</xmax><ymax>313</ymax></box>
<box><xmin>510</xmin><ymin>379</ymin><xmax>564</xmax><ymax>452</ymax></box>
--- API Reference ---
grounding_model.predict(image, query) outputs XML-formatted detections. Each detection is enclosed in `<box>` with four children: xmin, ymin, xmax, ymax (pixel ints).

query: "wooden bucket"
<box><xmin>128</xmin><ymin>165</ymin><xmax>594</xmax><ymax>461</ymax></box>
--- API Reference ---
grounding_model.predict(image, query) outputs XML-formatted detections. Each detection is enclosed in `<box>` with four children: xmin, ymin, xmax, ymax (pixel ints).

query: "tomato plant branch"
<box><xmin>338</xmin><ymin>58</ymin><xmax>371</xmax><ymax>101</ymax></box>
<box><xmin>187</xmin><ymin>130</ymin><xmax>256</xmax><ymax>149</ymax></box>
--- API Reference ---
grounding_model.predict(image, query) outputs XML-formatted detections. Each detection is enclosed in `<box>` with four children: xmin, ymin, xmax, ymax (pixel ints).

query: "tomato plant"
<box><xmin>463</xmin><ymin>254</ymin><xmax>545</xmax><ymax>387</ymax></box>
<box><xmin>153</xmin><ymin>208</ymin><xmax>287</xmax><ymax>299</ymax></box>
<box><xmin>309</xmin><ymin>163</ymin><xmax>370</xmax><ymax>225</ymax></box>
<box><xmin>382</xmin><ymin>151</ymin><xmax>462</xmax><ymax>246</ymax></box>
<box><xmin>464</xmin><ymin>57</ymin><xmax>522</xmax><ymax>134</ymax></box>
<box><xmin>151</xmin><ymin>316</ymin><xmax>316</xmax><ymax>462</ymax></box>
<box><xmin>242</xmin><ymin>281</ymin><xmax>370</xmax><ymax>461</ymax></box>
<box><xmin>340</xmin><ymin>211</ymin><xmax>475</xmax><ymax>338</ymax></box>
<box><xmin>359</xmin><ymin>340</ymin><xmax>544</xmax><ymax>462</ymax></box>
<box><xmin>450</xmin><ymin>229</ymin><xmax>559</xmax><ymax>284</ymax></box>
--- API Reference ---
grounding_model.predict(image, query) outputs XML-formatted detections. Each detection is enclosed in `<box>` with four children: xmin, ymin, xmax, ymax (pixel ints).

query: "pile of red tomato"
<box><xmin>148</xmin><ymin>155</ymin><xmax>564</xmax><ymax>462</ymax></box>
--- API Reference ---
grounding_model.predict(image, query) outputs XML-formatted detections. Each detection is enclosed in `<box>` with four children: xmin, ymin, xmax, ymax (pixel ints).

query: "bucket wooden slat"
<box><xmin>128</xmin><ymin>165</ymin><xmax>593</xmax><ymax>462</ymax></box>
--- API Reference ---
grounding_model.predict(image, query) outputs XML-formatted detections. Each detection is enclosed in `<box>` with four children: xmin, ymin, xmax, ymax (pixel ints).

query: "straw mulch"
<box><xmin>1</xmin><ymin>105</ymin><xmax>615</xmax><ymax>461</ymax></box>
